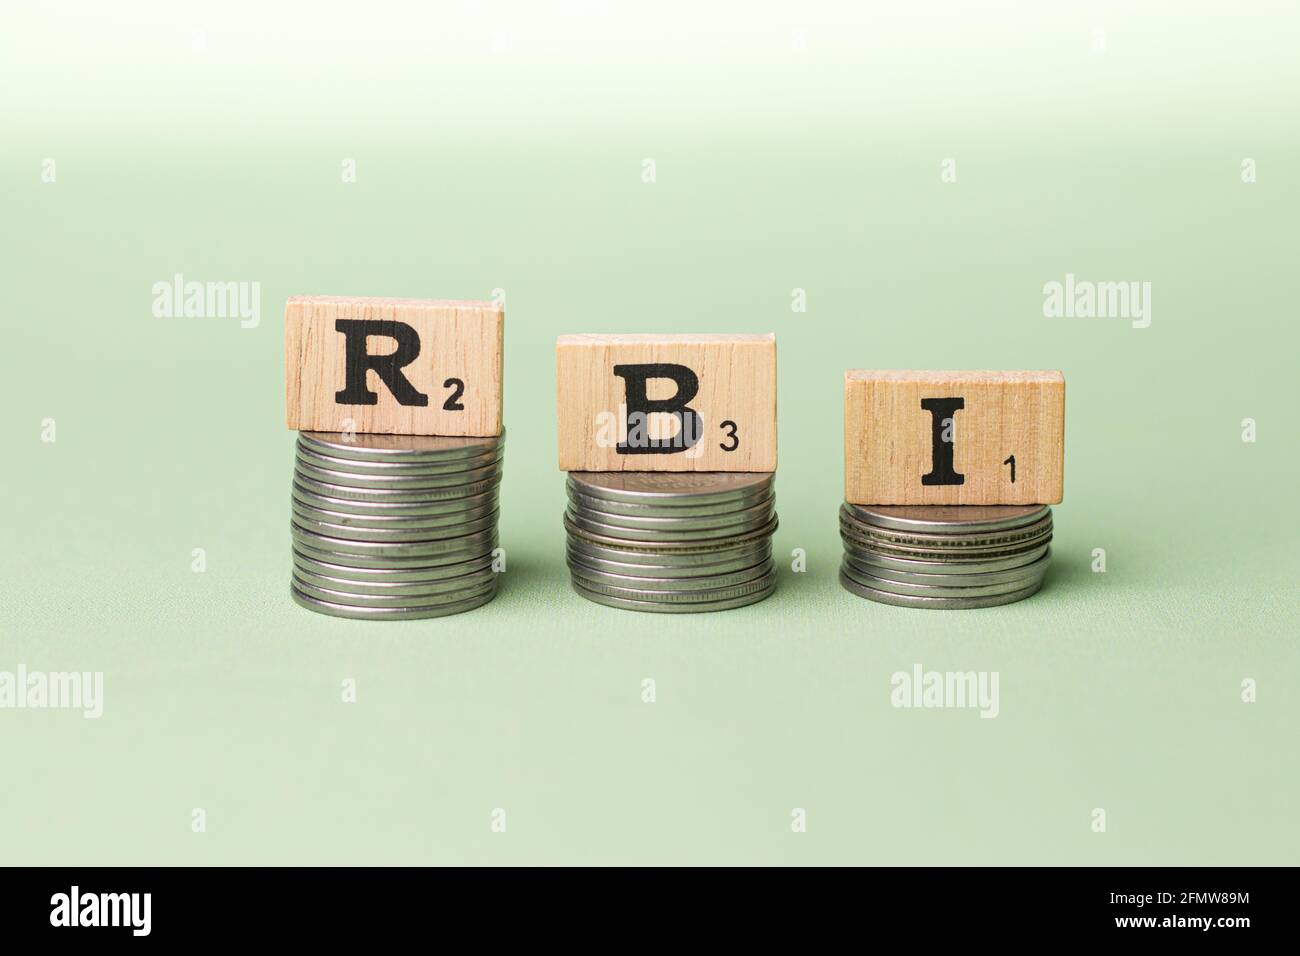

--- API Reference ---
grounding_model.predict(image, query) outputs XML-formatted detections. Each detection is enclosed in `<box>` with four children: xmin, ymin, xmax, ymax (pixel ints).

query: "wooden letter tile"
<box><xmin>844</xmin><ymin>370</ymin><xmax>1064</xmax><ymax>504</ymax></box>
<box><xmin>556</xmin><ymin>333</ymin><xmax>777</xmax><ymax>472</ymax></box>
<box><xmin>285</xmin><ymin>296</ymin><xmax>503</xmax><ymax>436</ymax></box>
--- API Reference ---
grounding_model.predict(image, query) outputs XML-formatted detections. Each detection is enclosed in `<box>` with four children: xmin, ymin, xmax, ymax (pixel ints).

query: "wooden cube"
<box><xmin>556</xmin><ymin>333</ymin><xmax>777</xmax><ymax>472</ymax></box>
<box><xmin>844</xmin><ymin>370</ymin><xmax>1064</xmax><ymax>505</ymax></box>
<box><xmin>285</xmin><ymin>296</ymin><xmax>503</xmax><ymax>436</ymax></box>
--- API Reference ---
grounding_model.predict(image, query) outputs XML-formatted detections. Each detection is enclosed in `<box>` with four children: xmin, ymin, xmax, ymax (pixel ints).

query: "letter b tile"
<box><xmin>556</xmin><ymin>334</ymin><xmax>777</xmax><ymax>472</ymax></box>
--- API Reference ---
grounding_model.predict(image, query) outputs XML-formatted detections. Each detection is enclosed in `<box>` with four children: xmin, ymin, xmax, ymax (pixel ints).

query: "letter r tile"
<box><xmin>284</xmin><ymin>296</ymin><xmax>503</xmax><ymax>436</ymax></box>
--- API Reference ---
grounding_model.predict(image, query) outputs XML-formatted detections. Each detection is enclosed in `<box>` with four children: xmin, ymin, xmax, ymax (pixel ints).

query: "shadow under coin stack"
<box><xmin>290</xmin><ymin>431</ymin><xmax>504</xmax><ymax>619</ymax></box>
<box><xmin>839</xmin><ymin>504</ymin><xmax>1051</xmax><ymax>609</ymax></box>
<box><xmin>564</xmin><ymin>473</ymin><xmax>778</xmax><ymax>612</ymax></box>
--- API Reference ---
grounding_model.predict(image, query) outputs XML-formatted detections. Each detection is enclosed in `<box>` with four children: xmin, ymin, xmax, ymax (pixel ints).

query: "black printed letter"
<box><xmin>920</xmin><ymin>396</ymin><xmax>965</xmax><ymax>486</ymax></box>
<box><xmin>333</xmin><ymin>319</ymin><xmax>428</xmax><ymax>406</ymax></box>
<box><xmin>614</xmin><ymin>363</ymin><xmax>702</xmax><ymax>455</ymax></box>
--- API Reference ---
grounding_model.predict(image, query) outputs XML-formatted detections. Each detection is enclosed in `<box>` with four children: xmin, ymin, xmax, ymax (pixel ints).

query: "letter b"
<box><xmin>613</xmin><ymin>363</ymin><xmax>702</xmax><ymax>455</ymax></box>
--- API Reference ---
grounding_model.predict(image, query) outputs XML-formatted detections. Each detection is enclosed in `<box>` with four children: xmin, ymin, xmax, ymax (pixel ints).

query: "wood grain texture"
<box><xmin>844</xmin><ymin>370</ymin><xmax>1064</xmax><ymax>504</ymax></box>
<box><xmin>285</xmin><ymin>296</ymin><xmax>503</xmax><ymax>436</ymax></box>
<box><xmin>556</xmin><ymin>333</ymin><xmax>776</xmax><ymax>472</ymax></box>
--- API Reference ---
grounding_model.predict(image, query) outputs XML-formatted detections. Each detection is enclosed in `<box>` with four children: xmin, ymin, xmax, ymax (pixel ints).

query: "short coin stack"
<box><xmin>839</xmin><ymin>504</ymin><xmax>1051</xmax><ymax>608</ymax></box>
<box><xmin>290</xmin><ymin>431</ymin><xmax>503</xmax><ymax>619</ymax></box>
<box><xmin>565</xmin><ymin>472</ymin><xmax>778</xmax><ymax>612</ymax></box>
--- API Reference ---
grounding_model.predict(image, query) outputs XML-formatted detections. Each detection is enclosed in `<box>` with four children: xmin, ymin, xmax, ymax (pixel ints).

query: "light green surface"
<box><xmin>2</xmin><ymin>2</ymin><xmax>1297</xmax><ymax>865</ymax></box>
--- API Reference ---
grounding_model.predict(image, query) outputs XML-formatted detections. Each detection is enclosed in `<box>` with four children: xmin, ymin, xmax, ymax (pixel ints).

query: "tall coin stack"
<box><xmin>564</xmin><ymin>472</ymin><xmax>778</xmax><ymax>612</ymax></box>
<box><xmin>839</xmin><ymin>504</ymin><xmax>1051</xmax><ymax>608</ymax></box>
<box><xmin>290</xmin><ymin>431</ymin><xmax>504</xmax><ymax>619</ymax></box>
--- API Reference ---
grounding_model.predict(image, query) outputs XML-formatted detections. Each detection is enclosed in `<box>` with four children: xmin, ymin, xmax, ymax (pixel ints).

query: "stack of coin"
<box><xmin>839</xmin><ymin>504</ymin><xmax>1051</xmax><ymax>608</ymax></box>
<box><xmin>564</xmin><ymin>472</ymin><xmax>778</xmax><ymax>612</ymax></box>
<box><xmin>290</xmin><ymin>431</ymin><xmax>503</xmax><ymax>619</ymax></box>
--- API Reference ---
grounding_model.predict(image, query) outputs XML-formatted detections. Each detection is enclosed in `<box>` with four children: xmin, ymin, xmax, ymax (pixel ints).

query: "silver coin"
<box><xmin>294</xmin><ymin>575</ymin><xmax>495</xmax><ymax>608</ymax></box>
<box><xmin>845</xmin><ymin>523</ymin><xmax>1054</xmax><ymax>552</ymax></box>
<box><xmin>564</xmin><ymin>515</ymin><xmax>778</xmax><ymax>555</ymax></box>
<box><xmin>293</xmin><ymin>550</ymin><xmax>495</xmax><ymax>582</ymax></box>
<box><xmin>566</xmin><ymin>542</ymin><xmax>771</xmax><ymax>577</ymax></box>
<box><xmin>295</xmin><ymin>474</ymin><xmax>501</xmax><ymax>503</ymax></box>
<box><xmin>567</xmin><ymin>537</ymin><xmax>771</xmax><ymax>570</ymax></box>
<box><xmin>295</xmin><ymin>458</ymin><xmax>500</xmax><ymax>490</ymax></box>
<box><xmin>296</xmin><ymin>443</ymin><xmax>503</xmax><ymax>476</ymax></box>
<box><xmin>840</xmin><ymin>560</ymin><xmax>1046</xmax><ymax>598</ymax></box>
<box><xmin>294</xmin><ymin>539</ymin><xmax>497</xmax><ymax>570</ymax></box>
<box><xmin>839</xmin><ymin>571</ymin><xmax>1042</xmax><ymax>608</ymax></box>
<box><xmin>292</xmin><ymin>497</ymin><xmax>497</xmax><ymax>526</ymax></box>
<box><xmin>293</xmin><ymin>564</ymin><xmax>498</xmax><ymax>597</ymax></box>
<box><xmin>292</xmin><ymin>519</ymin><xmax>498</xmax><ymax>546</ymax></box>
<box><xmin>569</xmin><ymin>496</ymin><xmax>774</xmax><ymax>533</ymax></box>
<box><xmin>568</xmin><ymin>557</ymin><xmax>775</xmax><ymax>593</ymax></box>
<box><xmin>292</xmin><ymin>510</ymin><xmax>499</xmax><ymax>543</ymax></box>
<box><xmin>839</xmin><ymin>531</ymin><xmax>1053</xmax><ymax>562</ymax></box>
<box><xmin>565</xmin><ymin>513</ymin><xmax>776</xmax><ymax>545</ymax></box>
<box><xmin>564</xmin><ymin>512</ymin><xmax>779</xmax><ymax>550</ymax></box>
<box><xmin>565</xmin><ymin>505</ymin><xmax>774</xmax><ymax>543</ymax></box>
<box><xmin>565</xmin><ymin>485</ymin><xmax>773</xmax><ymax>519</ymax></box>
<box><xmin>847</xmin><ymin>570</ymin><xmax>1047</xmax><ymax>602</ymax></box>
<box><xmin>298</xmin><ymin>431</ymin><xmax>503</xmax><ymax>463</ymax></box>
<box><xmin>291</xmin><ymin>500</ymin><xmax>497</xmax><ymax>530</ymax></box>
<box><xmin>843</xmin><ymin>549</ymin><xmax>1051</xmax><ymax>586</ymax></box>
<box><xmin>297</xmin><ymin>436</ymin><xmax>501</xmax><ymax>466</ymax></box>
<box><xmin>840</xmin><ymin>528</ymin><xmax>1052</xmax><ymax>561</ymax></box>
<box><xmin>291</xmin><ymin>584</ymin><xmax>498</xmax><ymax>620</ymax></box>
<box><xmin>843</xmin><ymin>503</ymin><xmax>1051</xmax><ymax>534</ymax></box>
<box><xmin>840</xmin><ymin>506</ymin><xmax>1053</xmax><ymax>549</ymax></box>
<box><xmin>291</xmin><ymin>524</ymin><xmax>497</xmax><ymax>559</ymax></box>
<box><xmin>840</xmin><ymin>506</ymin><xmax>1051</xmax><ymax>538</ymax></box>
<box><xmin>837</xmin><ymin>512</ymin><xmax>1050</xmax><ymax>548</ymax></box>
<box><xmin>292</xmin><ymin>574</ymin><xmax>497</xmax><ymax>607</ymax></box>
<box><xmin>292</xmin><ymin>485</ymin><xmax>498</xmax><ymax>517</ymax></box>
<box><xmin>568</xmin><ymin>471</ymin><xmax>774</xmax><ymax>507</ymax></box>
<box><xmin>570</xmin><ymin>578</ymin><xmax>775</xmax><ymax>613</ymax></box>
<box><xmin>569</xmin><ymin>570</ymin><xmax>776</xmax><ymax>604</ymax></box>
<box><xmin>843</xmin><ymin>542</ymin><xmax>1051</xmax><ymax>575</ymax></box>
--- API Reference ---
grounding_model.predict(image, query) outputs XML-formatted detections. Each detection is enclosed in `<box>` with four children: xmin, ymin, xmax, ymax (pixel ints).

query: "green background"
<box><xmin>2</xmin><ymin>1</ymin><xmax>1296</xmax><ymax>864</ymax></box>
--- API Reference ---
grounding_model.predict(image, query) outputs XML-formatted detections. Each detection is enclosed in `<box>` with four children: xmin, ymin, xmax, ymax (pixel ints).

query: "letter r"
<box><xmin>334</xmin><ymin>319</ymin><xmax>428</xmax><ymax>406</ymax></box>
